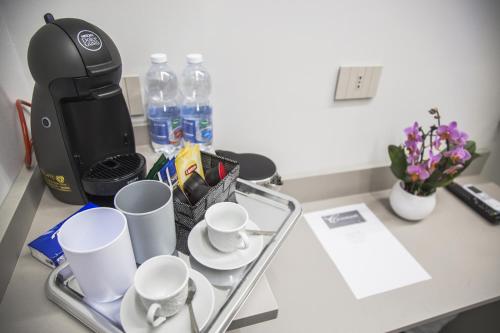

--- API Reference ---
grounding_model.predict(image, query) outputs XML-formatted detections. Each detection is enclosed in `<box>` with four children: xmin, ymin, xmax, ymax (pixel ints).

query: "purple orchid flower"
<box><xmin>451</xmin><ymin>131</ymin><xmax>469</xmax><ymax>146</ymax></box>
<box><xmin>393</xmin><ymin>112</ymin><xmax>475</xmax><ymax>196</ymax></box>
<box><xmin>404</xmin><ymin>140</ymin><xmax>421</xmax><ymax>163</ymax></box>
<box><xmin>437</xmin><ymin>121</ymin><xmax>459</xmax><ymax>141</ymax></box>
<box><xmin>407</xmin><ymin>154</ymin><xmax>419</xmax><ymax>164</ymax></box>
<box><xmin>404</xmin><ymin>122</ymin><xmax>422</xmax><ymax>142</ymax></box>
<box><xmin>444</xmin><ymin>147</ymin><xmax>471</xmax><ymax>164</ymax></box>
<box><xmin>407</xmin><ymin>164</ymin><xmax>430</xmax><ymax>182</ymax></box>
<box><xmin>427</xmin><ymin>151</ymin><xmax>442</xmax><ymax>173</ymax></box>
<box><xmin>432</xmin><ymin>136</ymin><xmax>442</xmax><ymax>150</ymax></box>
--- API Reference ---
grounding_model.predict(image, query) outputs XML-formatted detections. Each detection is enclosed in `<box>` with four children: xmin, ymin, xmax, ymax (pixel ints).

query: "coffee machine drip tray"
<box><xmin>81</xmin><ymin>153</ymin><xmax>146</xmax><ymax>197</ymax></box>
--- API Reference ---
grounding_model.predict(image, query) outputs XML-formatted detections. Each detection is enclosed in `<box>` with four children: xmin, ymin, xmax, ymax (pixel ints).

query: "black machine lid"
<box><xmin>215</xmin><ymin>150</ymin><xmax>277</xmax><ymax>182</ymax></box>
<box><xmin>28</xmin><ymin>13</ymin><xmax>122</xmax><ymax>84</ymax></box>
<box><xmin>52</xmin><ymin>18</ymin><xmax>117</xmax><ymax>75</ymax></box>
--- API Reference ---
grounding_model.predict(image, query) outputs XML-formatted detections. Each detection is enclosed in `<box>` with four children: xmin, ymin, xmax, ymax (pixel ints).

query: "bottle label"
<box><xmin>149</xmin><ymin>117</ymin><xmax>182</xmax><ymax>145</ymax></box>
<box><xmin>183</xmin><ymin>118</ymin><xmax>213</xmax><ymax>144</ymax></box>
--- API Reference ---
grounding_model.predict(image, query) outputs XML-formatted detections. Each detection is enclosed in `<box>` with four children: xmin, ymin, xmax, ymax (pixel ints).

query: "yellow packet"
<box><xmin>175</xmin><ymin>143</ymin><xmax>205</xmax><ymax>190</ymax></box>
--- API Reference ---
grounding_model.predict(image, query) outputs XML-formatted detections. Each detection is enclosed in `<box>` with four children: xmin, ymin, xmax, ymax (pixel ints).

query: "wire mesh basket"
<box><xmin>174</xmin><ymin>151</ymin><xmax>239</xmax><ymax>253</ymax></box>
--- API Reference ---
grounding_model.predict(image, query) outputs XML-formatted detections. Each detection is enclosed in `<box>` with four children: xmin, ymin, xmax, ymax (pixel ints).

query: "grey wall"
<box><xmin>482</xmin><ymin>122</ymin><xmax>500</xmax><ymax>185</ymax></box>
<box><xmin>1</xmin><ymin>0</ymin><xmax>500</xmax><ymax>183</ymax></box>
<box><xmin>0</xmin><ymin>10</ymin><xmax>31</xmax><ymax>205</ymax></box>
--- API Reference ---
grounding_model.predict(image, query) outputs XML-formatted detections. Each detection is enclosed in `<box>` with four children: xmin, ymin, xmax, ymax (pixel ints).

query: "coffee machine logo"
<box><xmin>77</xmin><ymin>30</ymin><xmax>102</xmax><ymax>51</ymax></box>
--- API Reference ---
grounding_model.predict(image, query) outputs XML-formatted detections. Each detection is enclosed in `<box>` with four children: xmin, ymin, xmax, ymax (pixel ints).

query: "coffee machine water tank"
<box><xmin>27</xmin><ymin>13</ymin><xmax>145</xmax><ymax>205</ymax></box>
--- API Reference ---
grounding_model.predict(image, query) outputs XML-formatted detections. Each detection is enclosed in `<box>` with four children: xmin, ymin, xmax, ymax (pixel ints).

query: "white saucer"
<box><xmin>190</xmin><ymin>256</ymin><xmax>246</xmax><ymax>288</ymax></box>
<box><xmin>188</xmin><ymin>220</ymin><xmax>264</xmax><ymax>271</ymax></box>
<box><xmin>120</xmin><ymin>269</ymin><xmax>215</xmax><ymax>333</ymax></box>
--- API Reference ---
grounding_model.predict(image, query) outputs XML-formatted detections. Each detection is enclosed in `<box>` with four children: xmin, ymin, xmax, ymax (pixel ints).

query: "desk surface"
<box><xmin>236</xmin><ymin>176</ymin><xmax>500</xmax><ymax>333</ymax></box>
<box><xmin>2</xmin><ymin>172</ymin><xmax>499</xmax><ymax>333</ymax></box>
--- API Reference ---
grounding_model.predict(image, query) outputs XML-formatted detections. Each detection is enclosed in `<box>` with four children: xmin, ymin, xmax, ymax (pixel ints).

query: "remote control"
<box><xmin>446</xmin><ymin>182</ymin><xmax>500</xmax><ymax>225</ymax></box>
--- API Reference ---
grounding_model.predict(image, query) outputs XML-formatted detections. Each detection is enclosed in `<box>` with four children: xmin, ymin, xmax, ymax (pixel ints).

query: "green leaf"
<box><xmin>388</xmin><ymin>145</ymin><xmax>407</xmax><ymax>180</ymax></box>
<box><xmin>434</xmin><ymin>174</ymin><xmax>455</xmax><ymax>188</ymax></box>
<box><xmin>464</xmin><ymin>140</ymin><xmax>480</xmax><ymax>164</ymax></box>
<box><xmin>420</xmin><ymin>170</ymin><xmax>441</xmax><ymax>193</ymax></box>
<box><xmin>421</xmin><ymin>157</ymin><xmax>453</xmax><ymax>192</ymax></box>
<box><xmin>464</xmin><ymin>140</ymin><xmax>477</xmax><ymax>154</ymax></box>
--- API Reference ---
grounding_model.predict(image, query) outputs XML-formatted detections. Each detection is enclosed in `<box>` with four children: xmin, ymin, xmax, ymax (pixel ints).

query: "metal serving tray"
<box><xmin>46</xmin><ymin>179</ymin><xmax>302</xmax><ymax>333</ymax></box>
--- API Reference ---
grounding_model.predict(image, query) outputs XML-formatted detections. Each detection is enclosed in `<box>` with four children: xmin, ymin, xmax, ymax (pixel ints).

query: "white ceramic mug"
<box><xmin>114</xmin><ymin>180</ymin><xmax>176</xmax><ymax>264</ymax></box>
<box><xmin>134</xmin><ymin>255</ymin><xmax>189</xmax><ymax>327</ymax></box>
<box><xmin>57</xmin><ymin>207</ymin><xmax>137</xmax><ymax>302</ymax></box>
<box><xmin>205</xmin><ymin>202</ymin><xmax>250</xmax><ymax>253</ymax></box>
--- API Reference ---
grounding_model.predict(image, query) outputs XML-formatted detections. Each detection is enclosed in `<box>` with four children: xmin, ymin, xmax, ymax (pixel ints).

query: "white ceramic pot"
<box><xmin>389</xmin><ymin>181</ymin><xmax>436</xmax><ymax>221</ymax></box>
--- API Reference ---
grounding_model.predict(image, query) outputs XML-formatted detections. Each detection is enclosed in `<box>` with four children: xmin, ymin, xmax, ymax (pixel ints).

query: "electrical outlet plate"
<box><xmin>335</xmin><ymin>66</ymin><xmax>383</xmax><ymax>100</ymax></box>
<box><xmin>121</xmin><ymin>75</ymin><xmax>145</xmax><ymax>117</ymax></box>
<box><xmin>119</xmin><ymin>78</ymin><xmax>130</xmax><ymax>110</ymax></box>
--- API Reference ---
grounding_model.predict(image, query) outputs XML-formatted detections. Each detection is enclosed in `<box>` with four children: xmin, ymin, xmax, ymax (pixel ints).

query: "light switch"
<box><xmin>335</xmin><ymin>66</ymin><xmax>383</xmax><ymax>100</ymax></box>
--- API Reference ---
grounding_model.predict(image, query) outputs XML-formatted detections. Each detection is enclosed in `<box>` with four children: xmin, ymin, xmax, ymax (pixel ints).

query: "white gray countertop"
<box><xmin>236</xmin><ymin>176</ymin><xmax>500</xmax><ymax>333</ymax></box>
<box><xmin>2</xmin><ymin>170</ymin><xmax>499</xmax><ymax>333</ymax></box>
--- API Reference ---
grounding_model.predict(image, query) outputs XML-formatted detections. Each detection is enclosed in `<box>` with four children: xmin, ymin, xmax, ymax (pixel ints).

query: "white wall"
<box><xmin>0</xmin><ymin>9</ymin><xmax>31</xmax><ymax>205</ymax></box>
<box><xmin>1</xmin><ymin>0</ymin><xmax>500</xmax><ymax>179</ymax></box>
<box><xmin>482</xmin><ymin>124</ymin><xmax>500</xmax><ymax>185</ymax></box>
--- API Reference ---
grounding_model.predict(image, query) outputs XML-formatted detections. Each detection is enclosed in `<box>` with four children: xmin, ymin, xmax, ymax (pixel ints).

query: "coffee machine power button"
<box><xmin>41</xmin><ymin>117</ymin><xmax>51</xmax><ymax>128</ymax></box>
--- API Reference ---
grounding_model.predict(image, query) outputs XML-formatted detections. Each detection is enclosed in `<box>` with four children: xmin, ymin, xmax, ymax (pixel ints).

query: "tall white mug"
<box><xmin>57</xmin><ymin>207</ymin><xmax>137</xmax><ymax>302</ymax></box>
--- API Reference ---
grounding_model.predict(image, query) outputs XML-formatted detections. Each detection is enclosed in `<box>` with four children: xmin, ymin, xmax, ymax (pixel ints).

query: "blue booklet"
<box><xmin>28</xmin><ymin>202</ymin><xmax>98</xmax><ymax>268</ymax></box>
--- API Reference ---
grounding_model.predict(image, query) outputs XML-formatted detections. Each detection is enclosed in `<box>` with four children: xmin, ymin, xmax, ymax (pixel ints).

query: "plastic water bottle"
<box><xmin>181</xmin><ymin>54</ymin><xmax>213</xmax><ymax>152</ymax></box>
<box><xmin>146</xmin><ymin>53</ymin><xmax>182</xmax><ymax>155</ymax></box>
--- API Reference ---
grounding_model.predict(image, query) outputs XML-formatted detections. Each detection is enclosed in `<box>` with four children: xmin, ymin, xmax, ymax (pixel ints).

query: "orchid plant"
<box><xmin>388</xmin><ymin>108</ymin><xmax>478</xmax><ymax>196</ymax></box>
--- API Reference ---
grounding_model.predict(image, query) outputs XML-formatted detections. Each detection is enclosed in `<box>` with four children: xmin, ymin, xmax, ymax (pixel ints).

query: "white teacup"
<box><xmin>134</xmin><ymin>255</ymin><xmax>189</xmax><ymax>327</ymax></box>
<box><xmin>205</xmin><ymin>202</ymin><xmax>250</xmax><ymax>253</ymax></box>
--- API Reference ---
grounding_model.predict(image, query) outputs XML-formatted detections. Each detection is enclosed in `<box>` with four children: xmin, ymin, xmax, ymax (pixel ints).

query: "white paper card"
<box><xmin>305</xmin><ymin>203</ymin><xmax>431</xmax><ymax>299</ymax></box>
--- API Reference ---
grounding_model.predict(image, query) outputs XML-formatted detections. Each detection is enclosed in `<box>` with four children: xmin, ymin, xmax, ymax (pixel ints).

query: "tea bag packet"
<box><xmin>146</xmin><ymin>153</ymin><xmax>177</xmax><ymax>186</ymax></box>
<box><xmin>159</xmin><ymin>157</ymin><xmax>177</xmax><ymax>186</ymax></box>
<box><xmin>146</xmin><ymin>153</ymin><xmax>168</xmax><ymax>180</ymax></box>
<box><xmin>175</xmin><ymin>143</ymin><xmax>205</xmax><ymax>190</ymax></box>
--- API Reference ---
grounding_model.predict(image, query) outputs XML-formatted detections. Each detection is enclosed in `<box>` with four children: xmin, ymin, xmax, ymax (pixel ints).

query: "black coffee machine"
<box><xmin>27</xmin><ymin>13</ymin><xmax>145</xmax><ymax>205</ymax></box>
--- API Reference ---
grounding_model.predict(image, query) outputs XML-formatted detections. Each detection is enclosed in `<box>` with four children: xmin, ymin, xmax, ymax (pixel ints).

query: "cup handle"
<box><xmin>147</xmin><ymin>303</ymin><xmax>166</xmax><ymax>327</ymax></box>
<box><xmin>237</xmin><ymin>231</ymin><xmax>250</xmax><ymax>250</ymax></box>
